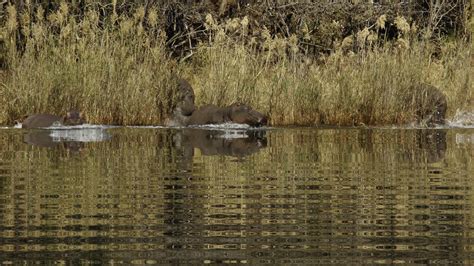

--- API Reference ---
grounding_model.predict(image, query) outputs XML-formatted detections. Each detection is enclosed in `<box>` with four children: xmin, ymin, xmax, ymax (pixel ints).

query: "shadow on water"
<box><xmin>0</xmin><ymin>127</ymin><xmax>472</xmax><ymax>264</ymax></box>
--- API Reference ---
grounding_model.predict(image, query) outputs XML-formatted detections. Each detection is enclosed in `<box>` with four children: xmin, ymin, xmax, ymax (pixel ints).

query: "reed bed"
<box><xmin>0</xmin><ymin>4</ymin><xmax>471</xmax><ymax>126</ymax></box>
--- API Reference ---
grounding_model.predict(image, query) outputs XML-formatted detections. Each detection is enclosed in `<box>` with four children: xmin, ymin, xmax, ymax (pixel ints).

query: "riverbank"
<box><xmin>0</xmin><ymin>3</ymin><xmax>471</xmax><ymax>126</ymax></box>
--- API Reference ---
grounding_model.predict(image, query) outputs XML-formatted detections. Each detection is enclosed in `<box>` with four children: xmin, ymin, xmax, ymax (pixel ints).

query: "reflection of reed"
<box><xmin>0</xmin><ymin>128</ymin><xmax>471</xmax><ymax>264</ymax></box>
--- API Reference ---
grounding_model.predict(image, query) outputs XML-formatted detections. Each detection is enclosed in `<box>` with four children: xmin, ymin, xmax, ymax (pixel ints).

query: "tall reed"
<box><xmin>1</xmin><ymin>4</ymin><xmax>176</xmax><ymax>125</ymax></box>
<box><xmin>0</xmin><ymin>5</ymin><xmax>471</xmax><ymax>126</ymax></box>
<box><xmin>189</xmin><ymin>16</ymin><xmax>471</xmax><ymax>125</ymax></box>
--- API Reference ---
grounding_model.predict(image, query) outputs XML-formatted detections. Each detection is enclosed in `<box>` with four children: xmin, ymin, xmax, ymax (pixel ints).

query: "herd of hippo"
<box><xmin>19</xmin><ymin>79</ymin><xmax>447</xmax><ymax>128</ymax></box>
<box><xmin>163</xmin><ymin>79</ymin><xmax>267</xmax><ymax>127</ymax></box>
<box><xmin>20</xmin><ymin>78</ymin><xmax>268</xmax><ymax>129</ymax></box>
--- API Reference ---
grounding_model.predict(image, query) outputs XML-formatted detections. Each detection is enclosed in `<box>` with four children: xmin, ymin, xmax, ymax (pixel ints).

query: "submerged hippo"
<box><xmin>187</xmin><ymin>103</ymin><xmax>268</xmax><ymax>127</ymax></box>
<box><xmin>413</xmin><ymin>84</ymin><xmax>447</xmax><ymax>126</ymax></box>
<box><xmin>21</xmin><ymin>111</ymin><xmax>85</xmax><ymax>129</ymax></box>
<box><xmin>165</xmin><ymin>78</ymin><xmax>196</xmax><ymax>126</ymax></box>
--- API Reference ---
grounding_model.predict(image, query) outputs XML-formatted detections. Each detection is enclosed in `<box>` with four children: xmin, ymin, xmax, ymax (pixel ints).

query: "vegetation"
<box><xmin>0</xmin><ymin>1</ymin><xmax>471</xmax><ymax>126</ymax></box>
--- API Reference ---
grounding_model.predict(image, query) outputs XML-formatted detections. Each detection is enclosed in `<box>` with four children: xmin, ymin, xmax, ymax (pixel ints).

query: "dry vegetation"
<box><xmin>0</xmin><ymin>1</ymin><xmax>471</xmax><ymax>126</ymax></box>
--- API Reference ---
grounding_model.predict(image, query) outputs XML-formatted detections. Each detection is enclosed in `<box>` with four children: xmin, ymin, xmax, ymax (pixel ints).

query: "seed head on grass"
<box><xmin>147</xmin><ymin>8</ymin><xmax>159</xmax><ymax>28</ymax></box>
<box><xmin>356</xmin><ymin>27</ymin><xmax>370</xmax><ymax>48</ymax></box>
<box><xmin>376</xmin><ymin>15</ymin><xmax>387</xmax><ymax>30</ymax></box>
<box><xmin>395</xmin><ymin>16</ymin><xmax>410</xmax><ymax>37</ymax></box>
<box><xmin>6</xmin><ymin>5</ymin><xmax>18</xmax><ymax>34</ymax></box>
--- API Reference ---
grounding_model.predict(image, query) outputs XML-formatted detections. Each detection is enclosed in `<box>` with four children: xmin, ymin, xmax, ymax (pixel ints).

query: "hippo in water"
<box><xmin>412</xmin><ymin>84</ymin><xmax>447</xmax><ymax>126</ymax></box>
<box><xmin>174</xmin><ymin>78</ymin><xmax>196</xmax><ymax>116</ymax></box>
<box><xmin>187</xmin><ymin>103</ymin><xmax>268</xmax><ymax>127</ymax></box>
<box><xmin>21</xmin><ymin>111</ymin><xmax>85</xmax><ymax>129</ymax></box>
<box><xmin>165</xmin><ymin>78</ymin><xmax>196</xmax><ymax>127</ymax></box>
<box><xmin>163</xmin><ymin>77</ymin><xmax>267</xmax><ymax>127</ymax></box>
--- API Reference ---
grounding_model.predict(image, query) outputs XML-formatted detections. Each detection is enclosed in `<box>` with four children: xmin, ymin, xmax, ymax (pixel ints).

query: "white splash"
<box><xmin>127</xmin><ymin>125</ymin><xmax>166</xmax><ymax>129</ymax></box>
<box><xmin>217</xmin><ymin>130</ymin><xmax>250</xmax><ymax>139</ymax></box>
<box><xmin>49</xmin><ymin>128</ymin><xmax>112</xmax><ymax>142</ymax></box>
<box><xmin>192</xmin><ymin>123</ymin><xmax>250</xmax><ymax>129</ymax></box>
<box><xmin>447</xmin><ymin>110</ymin><xmax>474</xmax><ymax>128</ymax></box>
<box><xmin>45</xmin><ymin>124</ymin><xmax>118</xmax><ymax>130</ymax></box>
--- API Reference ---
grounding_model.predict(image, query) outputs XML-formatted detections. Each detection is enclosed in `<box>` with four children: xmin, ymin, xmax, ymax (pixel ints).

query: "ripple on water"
<box><xmin>0</xmin><ymin>128</ymin><xmax>472</xmax><ymax>264</ymax></box>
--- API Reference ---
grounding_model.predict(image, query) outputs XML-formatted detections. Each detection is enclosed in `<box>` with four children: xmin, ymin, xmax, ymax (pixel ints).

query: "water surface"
<box><xmin>0</xmin><ymin>127</ymin><xmax>473</xmax><ymax>264</ymax></box>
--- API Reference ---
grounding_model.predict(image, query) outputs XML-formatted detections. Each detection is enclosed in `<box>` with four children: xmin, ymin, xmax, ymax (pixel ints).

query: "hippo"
<box><xmin>412</xmin><ymin>84</ymin><xmax>447</xmax><ymax>126</ymax></box>
<box><xmin>187</xmin><ymin>103</ymin><xmax>268</xmax><ymax>127</ymax></box>
<box><xmin>21</xmin><ymin>111</ymin><xmax>85</xmax><ymax>129</ymax></box>
<box><xmin>163</xmin><ymin>77</ymin><xmax>267</xmax><ymax>127</ymax></box>
<box><xmin>165</xmin><ymin>78</ymin><xmax>196</xmax><ymax>127</ymax></box>
<box><xmin>174</xmin><ymin>78</ymin><xmax>196</xmax><ymax>116</ymax></box>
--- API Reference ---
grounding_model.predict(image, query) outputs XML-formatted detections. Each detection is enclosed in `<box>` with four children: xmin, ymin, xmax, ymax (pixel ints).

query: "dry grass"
<box><xmin>0</xmin><ymin>5</ymin><xmax>471</xmax><ymax>126</ymax></box>
<box><xmin>189</xmin><ymin>16</ymin><xmax>472</xmax><ymax>126</ymax></box>
<box><xmin>0</xmin><ymin>4</ymin><xmax>177</xmax><ymax>125</ymax></box>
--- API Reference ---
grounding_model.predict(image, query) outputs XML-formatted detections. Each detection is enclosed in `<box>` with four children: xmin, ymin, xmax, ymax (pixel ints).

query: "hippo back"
<box><xmin>187</xmin><ymin>104</ymin><xmax>267</xmax><ymax>127</ymax></box>
<box><xmin>22</xmin><ymin>114</ymin><xmax>63</xmax><ymax>129</ymax></box>
<box><xmin>187</xmin><ymin>105</ymin><xmax>227</xmax><ymax>125</ymax></box>
<box><xmin>228</xmin><ymin>103</ymin><xmax>267</xmax><ymax>127</ymax></box>
<box><xmin>21</xmin><ymin>111</ymin><xmax>85</xmax><ymax>129</ymax></box>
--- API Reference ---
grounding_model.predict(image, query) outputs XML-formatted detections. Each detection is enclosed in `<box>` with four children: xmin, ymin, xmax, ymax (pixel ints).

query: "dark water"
<box><xmin>0</xmin><ymin>127</ymin><xmax>473</xmax><ymax>264</ymax></box>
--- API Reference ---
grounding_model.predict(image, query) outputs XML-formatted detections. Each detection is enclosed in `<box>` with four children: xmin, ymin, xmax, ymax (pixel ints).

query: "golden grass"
<box><xmin>0</xmin><ymin>5</ymin><xmax>177</xmax><ymax>126</ymax></box>
<box><xmin>189</xmin><ymin>35</ymin><xmax>471</xmax><ymax>126</ymax></box>
<box><xmin>0</xmin><ymin>5</ymin><xmax>472</xmax><ymax>126</ymax></box>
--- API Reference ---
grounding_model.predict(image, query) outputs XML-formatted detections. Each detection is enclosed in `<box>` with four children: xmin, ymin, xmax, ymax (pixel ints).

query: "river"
<box><xmin>0</xmin><ymin>125</ymin><xmax>473</xmax><ymax>264</ymax></box>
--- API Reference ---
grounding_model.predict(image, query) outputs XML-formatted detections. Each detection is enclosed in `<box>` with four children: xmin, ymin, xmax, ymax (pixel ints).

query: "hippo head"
<box><xmin>175</xmin><ymin>79</ymin><xmax>196</xmax><ymax>116</ymax></box>
<box><xmin>228</xmin><ymin>103</ymin><xmax>268</xmax><ymax>127</ymax></box>
<box><xmin>63</xmin><ymin>111</ymin><xmax>85</xmax><ymax>126</ymax></box>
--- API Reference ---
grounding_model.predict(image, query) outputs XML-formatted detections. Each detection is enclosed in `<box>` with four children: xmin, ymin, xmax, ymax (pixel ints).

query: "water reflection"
<box><xmin>0</xmin><ymin>128</ymin><xmax>472</xmax><ymax>264</ymax></box>
<box><xmin>23</xmin><ymin>128</ymin><xmax>112</xmax><ymax>152</ymax></box>
<box><xmin>172</xmin><ymin>128</ymin><xmax>267</xmax><ymax>158</ymax></box>
<box><xmin>359</xmin><ymin>129</ymin><xmax>447</xmax><ymax>163</ymax></box>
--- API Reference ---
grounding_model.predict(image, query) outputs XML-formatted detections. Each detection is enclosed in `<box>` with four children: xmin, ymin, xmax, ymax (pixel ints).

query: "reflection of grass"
<box><xmin>0</xmin><ymin>5</ymin><xmax>471</xmax><ymax>126</ymax></box>
<box><xmin>0</xmin><ymin>129</ymin><xmax>472</xmax><ymax>253</ymax></box>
